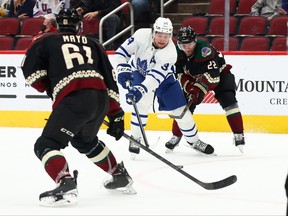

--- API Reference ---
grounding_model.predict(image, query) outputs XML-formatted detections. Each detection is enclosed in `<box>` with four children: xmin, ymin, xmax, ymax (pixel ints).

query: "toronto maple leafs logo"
<box><xmin>136</xmin><ymin>58</ymin><xmax>148</xmax><ymax>76</ymax></box>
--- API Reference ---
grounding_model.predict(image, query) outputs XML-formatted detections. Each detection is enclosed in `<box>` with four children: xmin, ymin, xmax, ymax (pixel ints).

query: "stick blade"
<box><xmin>202</xmin><ymin>175</ymin><xmax>237</xmax><ymax>190</ymax></box>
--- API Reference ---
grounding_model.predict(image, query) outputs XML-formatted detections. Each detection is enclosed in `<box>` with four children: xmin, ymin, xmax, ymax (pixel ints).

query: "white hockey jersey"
<box><xmin>114</xmin><ymin>28</ymin><xmax>177</xmax><ymax>93</ymax></box>
<box><xmin>33</xmin><ymin>0</ymin><xmax>64</xmax><ymax>17</ymax></box>
<box><xmin>0</xmin><ymin>0</ymin><xmax>10</xmax><ymax>17</ymax></box>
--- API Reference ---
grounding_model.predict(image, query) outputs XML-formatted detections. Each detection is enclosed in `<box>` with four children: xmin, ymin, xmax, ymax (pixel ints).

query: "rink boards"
<box><xmin>0</xmin><ymin>51</ymin><xmax>287</xmax><ymax>133</ymax></box>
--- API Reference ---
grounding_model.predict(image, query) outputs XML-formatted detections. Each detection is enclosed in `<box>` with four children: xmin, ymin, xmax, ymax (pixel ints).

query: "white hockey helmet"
<box><xmin>153</xmin><ymin>17</ymin><xmax>173</xmax><ymax>34</ymax></box>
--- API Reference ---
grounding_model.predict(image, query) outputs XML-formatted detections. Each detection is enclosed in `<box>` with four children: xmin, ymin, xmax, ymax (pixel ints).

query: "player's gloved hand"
<box><xmin>187</xmin><ymin>82</ymin><xmax>208</xmax><ymax>105</ymax></box>
<box><xmin>107</xmin><ymin>109</ymin><xmax>125</xmax><ymax>140</ymax></box>
<box><xmin>126</xmin><ymin>84</ymin><xmax>147</xmax><ymax>105</ymax></box>
<box><xmin>117</xmin><ymin>63</ymin><xmax>133</xmax><ymax>89</ymax></box>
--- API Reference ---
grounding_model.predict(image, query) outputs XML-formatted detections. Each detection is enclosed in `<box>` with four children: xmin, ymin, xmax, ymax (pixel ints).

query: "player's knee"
<box><xmin>172</xmin><ymin>105</ymin><xmax>188</xmax><ymax>117</ymax></box>
<box><xmin>71</xmin><ymin>137</ymin><xmax>104</xmax><ymax>157</ymax></box>
<box><xmin>34</xmin><ymin>136</ymin><xmax>62</xmax><ymax>160</ymax></box>
<box><xmin>216</xmin><ymin>91</ymin><xmax>237</xmax><ymax>109</ymax></box>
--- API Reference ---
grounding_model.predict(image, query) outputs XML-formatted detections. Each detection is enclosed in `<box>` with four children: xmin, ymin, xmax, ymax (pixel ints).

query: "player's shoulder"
<box><xmin>155</xmin><ymin>41</ymin><xmax>177</xmax><ymax>62</ymax></box>
<box><xmin>194</xmin><ymin>39</ymin><xmax>215</xmax><ymax>60</ymax></box>
<box><xmin>133</xmin><ymin>28</ymin><xmax>152</xmax><ymax>39</ymax></box>
<box><xmin>30</xmin><ymin>32</ymin><xmax>57</xmax><ymax>45</ymax></box>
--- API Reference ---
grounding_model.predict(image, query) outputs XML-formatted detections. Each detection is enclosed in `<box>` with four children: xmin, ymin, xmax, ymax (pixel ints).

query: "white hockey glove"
<box><xmin>117</xmin><ymin>63</ymin><xmax>133</xmax><ymax>89</ymax></box>
<box><xmin>126</xmin><ymin>84</ymin><xmax>147</xmax><ymax>104</ymax></box>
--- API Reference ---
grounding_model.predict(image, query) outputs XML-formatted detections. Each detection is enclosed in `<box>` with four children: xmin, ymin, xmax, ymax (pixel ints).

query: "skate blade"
<box><xmin>237</xmin><ymin>145</ymin><xmax>244</xmax><ymax>153</ymax></box>
<box><xmin>183</xmin><ymin>143</ymin><xmax>217</xmax><ymax>156</ymax></box>
<box><xmin>165</xmin><ymin>148</ymin><xmax>174</xmax><ymax>153</ymax></box>
<box><xmin>39</xmin><ymin>192</ymin><xmax>78</xmax><ymax>207</ymax></box>
<box><xmin>191</xmin><ymin>148</ymin><xmax>217</xmax><ymax>156</ymax></box>
<box><xmin>130</xmin><ymin>153</ymin><xmax>137</xmax><ymax>160</ymax></box>
<box><xmin>106</xmin><ymin>184</ymin><xmax>137</xmax><ymax>195</ymax></box>
<box><xmin>195</xmin><ymin>149</ymin><xmax>217</xmax><ymax>156</ymax></box>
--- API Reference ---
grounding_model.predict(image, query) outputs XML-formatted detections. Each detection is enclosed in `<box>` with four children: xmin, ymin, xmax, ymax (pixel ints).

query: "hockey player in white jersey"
<box><xmin>114</xmin><ymin>17</ymin><xmax>215</xmax><ymax>158</ymax></box>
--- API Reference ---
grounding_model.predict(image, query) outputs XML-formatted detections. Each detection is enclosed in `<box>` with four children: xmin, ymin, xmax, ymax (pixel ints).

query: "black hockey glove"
<box><xmin>107</xmin><ymin>110</ymin><xmax>125</xmax><ymax>140</ymax></box>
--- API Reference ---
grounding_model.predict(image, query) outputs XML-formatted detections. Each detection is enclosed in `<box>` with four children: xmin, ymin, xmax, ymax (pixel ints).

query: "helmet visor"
<box><xmin>177</xmin><ymin>40</ymin><xmax>196</xmax><ymax>51</ymax></box>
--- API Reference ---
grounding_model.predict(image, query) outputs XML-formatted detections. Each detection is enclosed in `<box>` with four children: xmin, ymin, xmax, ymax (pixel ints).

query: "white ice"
<box><xmin>1</xmin><ymin>127</ymin><xmax>287</xmax><ymax>215</ymax></box>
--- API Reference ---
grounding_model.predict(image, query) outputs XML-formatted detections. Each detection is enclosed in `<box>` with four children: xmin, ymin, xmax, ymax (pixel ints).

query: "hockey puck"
<box><xmin>177</xmin><ymin>165</ymin><xmax>184</xmax><ymax>169</ymax></box>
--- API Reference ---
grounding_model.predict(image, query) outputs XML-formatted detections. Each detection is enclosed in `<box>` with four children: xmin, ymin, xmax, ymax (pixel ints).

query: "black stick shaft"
<box><xmin>103</xmin><ymin>120</ymin><xmax>237</xmax><ymax>190</ymax></box>
<box><xmin>132</xmin><ymin>101</ymin><xmax>149</xmax><ymax>147</ymax></box>
<box><xmin>169</xmin><ymin>99</ymin><xmax>193</xmax><ymax>119</ymax></box>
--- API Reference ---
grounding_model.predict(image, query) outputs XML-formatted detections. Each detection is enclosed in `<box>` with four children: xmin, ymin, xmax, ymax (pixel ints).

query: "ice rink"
<box><xmin>1</xmin><ymin>127</ymin><xmax>287</xmax><ymax>215</ymax></box>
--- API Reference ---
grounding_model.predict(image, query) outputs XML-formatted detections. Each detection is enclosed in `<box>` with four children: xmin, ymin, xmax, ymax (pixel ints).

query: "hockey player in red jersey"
<box><xmin>21</xmin><ymin>8</ymin><xmax>135</xmax><ymax>207</ymax></box>
<box><xmin>165</xmin><ymin>26</ymin><xmax>245</xmax><ymax>153</ymax></box>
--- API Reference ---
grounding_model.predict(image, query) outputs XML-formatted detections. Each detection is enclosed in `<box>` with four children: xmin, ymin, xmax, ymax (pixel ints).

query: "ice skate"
<box><xmin>104</xmin><ymin>161</ymin><xmax>136</xmax><ymax>195</ymax></box>
<box><xmin>189</xmin><ymin>139</ymin><xmax>215</xmax><ymax>155</ymax></box>
<box><xmin>39</xmin><ymin>170</ymin><xmax>78</xmax><ymax>207</ymax></box>
<box><xmin>129</xmin><ymin>138</ymin><xmax>140</xmax><ymax>160</ymax></box>
<box><xmin>165</xmin><ymin>135</ymin><xmax>182</xmax><ymax>153</ymax></box>
<box><xmin>234</xmin><ymin>133</ymin><xmax>245</xmax><ymax>153</ymax></box>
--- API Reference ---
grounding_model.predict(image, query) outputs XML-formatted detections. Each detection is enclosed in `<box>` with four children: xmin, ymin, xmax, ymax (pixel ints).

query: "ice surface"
<box><xmin>0</xmin><ymin>128</ymin><xmax>287</xmax><ymax>215</ymax></box>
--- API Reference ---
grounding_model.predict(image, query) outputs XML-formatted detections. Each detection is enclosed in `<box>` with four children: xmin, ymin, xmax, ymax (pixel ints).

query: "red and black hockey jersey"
<box><xmin>21</xmin><ymin>32</ymin><xmax>121</xmax><ymax>116</ymax></box>
<box><xmin>176</xmin><ymin>39</ymin><xmax>232</xmax><ymax>93</ymax></box>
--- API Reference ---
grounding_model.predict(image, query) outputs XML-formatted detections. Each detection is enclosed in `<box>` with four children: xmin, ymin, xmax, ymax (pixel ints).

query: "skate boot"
<box><xmin>129</xmin><ymin>137</ymin><xmax>140</xmax><ymax>159</ymax></box>
<box><xmin>189</xmin><ymin>139</ymin><xmax>215</xmax><ymax>155</ymax></box>
<box><xmin>165</xmin><ymin>135</ymin><xmax>182</xmax><ymax>153</ymax></box>
<box><xmin>234</xmin><ymin>133</ymin><xmax>245</xmax><ymax>153</ymax></box>
<box><xmin>104</xmin><ymin>161</ymin><xmax>136</xmax><ymax>195</ymax></box>
<box><xmin>39</xmin><ymin>170</ymin><xmax>78</xmax><ymax>207</ymax></box>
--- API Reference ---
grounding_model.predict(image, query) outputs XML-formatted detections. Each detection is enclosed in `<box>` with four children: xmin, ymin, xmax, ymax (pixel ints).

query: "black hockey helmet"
<box><xmin>177</xmin><ymin>26</ymin><xmax>196</xmax><ymax>44</ymax></box>
<box><xmin>56</xmin><ymin>8</ymin><xmax>81</xmax><ymax>33</ymax></box>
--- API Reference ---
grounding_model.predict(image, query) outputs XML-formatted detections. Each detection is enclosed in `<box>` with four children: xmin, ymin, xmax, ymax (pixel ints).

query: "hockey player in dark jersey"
<box><xmin>21</xmin><ymin>8</ymin><xmax>135</xmax><ymax>207</ymax></box>
<box><xmin>165</xmin><ymin>26</ymin><xmax>245</xmax><ymax>154</ymax></box>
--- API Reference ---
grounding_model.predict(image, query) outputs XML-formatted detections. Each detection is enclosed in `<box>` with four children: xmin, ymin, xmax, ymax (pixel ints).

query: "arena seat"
<box><xmin>19</xmin><ymin>18</ymin><xmax>45</xmax><ymax>36</ymax></box>
<box><xmin>270</xmin><ymin>37</ymin><xmax>287</xmax><ymax>51</ymax></box>
<box><xmin>236</xmin><ymin>16</ymin><xmax>268</xmax><ymax>36</ymax></box>
<box><xmin>239</xmin><ymin>36</ymin><xmax>269</xmax><ymax>51</ymax></box>
<box><xmin>206</xmin><ymin>0</ymin><xmax>237</xmax><ymax>16</ymax></box>
<box><xmin>234</xmin><ymin>0</ymin><xmax>257</xmax><ymax>16</ymax></box>
<box><xmin>211</xmin><ymin>37</ymin><xmax>239</xmax><ymax>51</ymax></box>
<box><xmin>0</xmin><ymin>36</ymin><xmax>15</xmax><ymax>50</ymax></box>
<box><xmin>267</xmin><ymin>16</ymin><xmax>288</xmax><ymax>37</ymax></box>
<box><xmin>81</xmin><ymin>18</ymin><xmax>100</xmax><ymax>36</ymax></box>
<box><xmin>182</xmin><ymin>17</ymin><xmax>208</xmax><ymax>35</ymax></box>
<box><xmin>0</xmin><ymin>18</ymin><xmax>20</xmax><ymax>36</ymax></box>
<box><xmin>14</xmin><ymin>36</ymin><xmax>34</xmax><ymax>50</ymax></box>
<box><xmin>206</xmin><ymin>16</ymin><xmax>238</xmax><ymax>38</ymax></box>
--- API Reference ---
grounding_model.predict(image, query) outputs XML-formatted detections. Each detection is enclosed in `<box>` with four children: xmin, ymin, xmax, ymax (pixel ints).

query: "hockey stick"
<box><xmin>168</xmin><ymin>99</ymin><xmax>193</xmax><ymax>119</ymax></box>
<box><xmin>131</xmin><ymin>100</ymin><xmax>149</xmax><ymax>148</ymax></box>
<box><xmin>103</xmin><ymin>120</ymin><xmax>237</xmax><ymax>190</ymax></box>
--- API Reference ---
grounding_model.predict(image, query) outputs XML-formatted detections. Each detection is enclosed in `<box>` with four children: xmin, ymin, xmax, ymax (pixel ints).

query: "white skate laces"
<box><xmin>103</xmin><ymin>162</ymin><xmax>136</xmax><ymax>195</ymax></box>
<box><xmin>191</xmin><ymin>139</ymin><xmax>215</xmax><ymax>155</ymax></box>
<box><xmin>165</xmin><ymin>135</ymin><xmax>182</xmax><ymax>153</ymax></box>
<box><xmin>39</xmin><ymin>170</ymin><xmax>78</xmax><ymax>207</ymax></box>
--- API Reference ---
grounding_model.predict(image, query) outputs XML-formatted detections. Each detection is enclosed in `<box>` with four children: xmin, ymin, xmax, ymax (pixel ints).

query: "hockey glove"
<box><xmin>117</xmin><ymin>63</ymin><xmax>133</xmax><ymax>89</ymax></box>
<box><xmin>126</xmin><ymin>84</ymin><xmax>147</xmax><ymax>105</ymax></box>
<box><xmin>107</xmin><ymin>110</ymin><xmax>125</xmax><ymax>140</ymax></box>
<box><xmin>187</xmin><ymin>82</ymin><xmax>208</xmax><ymax>105</ymax></box>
